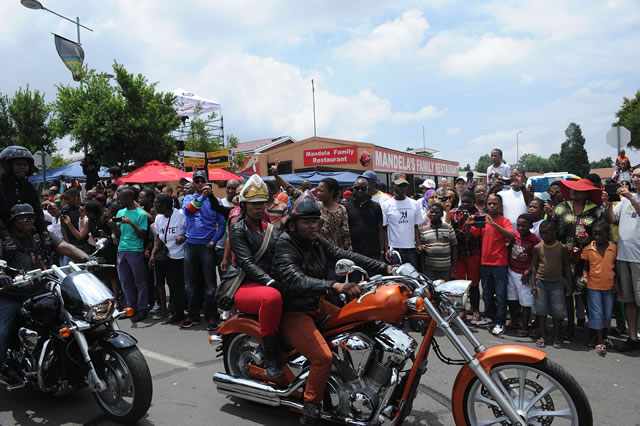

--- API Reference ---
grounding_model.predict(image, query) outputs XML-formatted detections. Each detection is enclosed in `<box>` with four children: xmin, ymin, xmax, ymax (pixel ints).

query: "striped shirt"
<box><xmin>419</xmin><ymin>222</ymin><xmax>457</xmax><ymax>271</ymax></box>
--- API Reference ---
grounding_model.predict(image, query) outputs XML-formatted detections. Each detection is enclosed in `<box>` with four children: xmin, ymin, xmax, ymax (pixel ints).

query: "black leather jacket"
<box><xmin>227</xmin><ymin>218</ymin><xmax>280</xmax><ymax>287</ymax></box>
<box><xmin>0</xmin><ymin>174</ymin><xmax>47</xmax><ymax>238</ymax></box>
<box><xmin>274</xmin><ymin>231</ymin><xmax>388</xmax><ymax>312</ymax></box>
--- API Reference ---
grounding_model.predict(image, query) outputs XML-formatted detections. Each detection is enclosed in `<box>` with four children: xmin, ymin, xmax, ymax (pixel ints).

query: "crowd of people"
<box><xmin>0</xmin><ymin>143</ymin><xmax>639</xmax><ymax>423</ymax></box>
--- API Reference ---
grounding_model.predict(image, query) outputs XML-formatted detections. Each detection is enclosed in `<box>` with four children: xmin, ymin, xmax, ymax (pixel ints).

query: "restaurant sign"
<box><xmin>374</xmin><ymin>148</ymin><xmax>459</xmax><ymax>176</ymax></box>
<box><xmin>304</xmin><ymin>145</ymin><xmax>357</xmax><ymax>166</ymax></box>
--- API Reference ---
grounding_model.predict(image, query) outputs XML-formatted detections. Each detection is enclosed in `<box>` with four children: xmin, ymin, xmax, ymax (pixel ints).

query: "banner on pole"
<box><xmin>53</xmin><ymin>34</ymin><xmax>84</xmax><ymax>81</ymax></box>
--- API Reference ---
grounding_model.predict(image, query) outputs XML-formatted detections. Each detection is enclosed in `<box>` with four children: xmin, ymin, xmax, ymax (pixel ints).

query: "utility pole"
<box><xmin>312</xmin><ymin>79</ymin><xmax>317</xmax><ymax>137</ymax></box>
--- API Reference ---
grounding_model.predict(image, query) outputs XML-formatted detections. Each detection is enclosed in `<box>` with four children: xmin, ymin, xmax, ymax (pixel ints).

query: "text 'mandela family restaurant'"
<box><xmin>235</xmin><ymin>136</ymin><xmax>459</xmax><ymax>193</ymax></box>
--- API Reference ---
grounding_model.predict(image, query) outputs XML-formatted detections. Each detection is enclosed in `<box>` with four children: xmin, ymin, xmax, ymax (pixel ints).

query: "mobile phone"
<box><xmin>112</xmin><ymin>217</ymin><xmax>123</xmax><ymax>223</ymax></box>
<box><xmin>502</xmin><ymin>179</ymin><xmax>511</xmax><ymax>186</ymax></box>
<box><xmin>474</xmin><ymin>214</ymin><xmax>486</xmax><ymax>228</ymax></box>
<box><xmin>604</xmin><ymin>183</ymin><xmax>621</xmax><ymax>202</ymax></box>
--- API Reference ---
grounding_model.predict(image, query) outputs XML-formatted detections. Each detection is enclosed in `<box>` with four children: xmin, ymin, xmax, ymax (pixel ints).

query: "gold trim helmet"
<box><xmin>239</xmin><ymin>174</ymin><xmax>269</xmax><ymax>203</ymax></box>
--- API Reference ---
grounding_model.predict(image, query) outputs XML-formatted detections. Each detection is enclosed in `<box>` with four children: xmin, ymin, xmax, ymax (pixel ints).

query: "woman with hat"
<box><xmin>552</xmin><ymin>178</ymin><xmax>603</xmax><ymax>338</ymax></box>
<box><xmin>226</xmin><ymin>174</ymin><xmax>284</xmax><ymax>379</ymax></box>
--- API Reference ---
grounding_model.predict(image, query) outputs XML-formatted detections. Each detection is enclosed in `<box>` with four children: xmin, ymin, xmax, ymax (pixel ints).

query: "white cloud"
<box><xmin>441</xmin><ymin>33</ymin><xmax>535</xmax><ymax>75</ymax></box>
<box><xmin>335</xmin><ymin>10</ymin><xmax>429</xmax><ymax>64</ymax></box>
<box><xmin>445</xmin><ymin>127</ymin><xmax>461</xmax><ymax>135</ymax></box>
<box><xmin>391</xmin><ymin>105</ymin><xmax>446</xmax><ymax>122</ymax></box>
<box><xmin>521</xmin><ymin>74</ymin><xmax>534</xmax><ymax>84</ymax></box>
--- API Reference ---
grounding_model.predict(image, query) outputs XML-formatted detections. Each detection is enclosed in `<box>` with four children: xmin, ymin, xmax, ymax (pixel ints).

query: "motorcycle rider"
<box><xmin>227</xmin><ymin>174</ymin><xmax>284</xmax><ymax>378</ymax></box>
<box><xmin>0</xmin><ymin>146</ymin><xmax>53</xmax><ymax>261</ymax></box>
<box><xmin>0</xmin><ymin>204</ymin><xmax>92</xmax><ymax>383</ymax></box>
<box><xmin>274</xmin><ymin>191</ymin><xmax>393</xmax><ymax>425</ymax></box>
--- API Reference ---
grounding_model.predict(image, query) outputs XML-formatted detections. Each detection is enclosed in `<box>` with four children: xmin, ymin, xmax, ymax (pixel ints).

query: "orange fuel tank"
<box><xmin>324</xmin><ymin>284</ymin><xmax>409</xmax><ymax>330</ymax></box>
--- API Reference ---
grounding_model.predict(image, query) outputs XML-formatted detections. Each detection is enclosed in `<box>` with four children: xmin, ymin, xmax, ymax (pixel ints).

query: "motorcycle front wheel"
<box><xmin>93</xmin><ymin>346</ymin><xmax>153</xmax><ymax>424</ymax></box>
<box><xmin>462</xmin><ymin>358</ymin><xmax>592</xmax><ymax>426</ymax></box>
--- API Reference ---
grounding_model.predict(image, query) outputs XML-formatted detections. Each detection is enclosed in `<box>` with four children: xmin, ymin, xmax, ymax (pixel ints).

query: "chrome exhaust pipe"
<box><xmin>213</xmin><ymin>371</ymin><xmax>309</xmax><ymax>407</ymax></box>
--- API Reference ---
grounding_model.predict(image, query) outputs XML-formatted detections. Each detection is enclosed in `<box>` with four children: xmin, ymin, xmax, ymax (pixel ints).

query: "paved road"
<box><xmin>1</xmin><ymin>317</ymin><xmax>638</xmax><ymax>425</ymax></box>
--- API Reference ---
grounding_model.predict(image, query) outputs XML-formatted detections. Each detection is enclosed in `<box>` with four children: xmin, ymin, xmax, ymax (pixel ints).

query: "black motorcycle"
<box><xmin>0</xmin><ymin>239</ymin><xmax>153</xmax><ymax>424</ymax></box>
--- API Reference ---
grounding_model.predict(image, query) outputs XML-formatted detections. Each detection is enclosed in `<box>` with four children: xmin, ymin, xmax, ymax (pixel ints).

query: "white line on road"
<box><xmin>140</xmin><ymin>348</ymin><xmax>197</xmax><ymax>370</ymax></box>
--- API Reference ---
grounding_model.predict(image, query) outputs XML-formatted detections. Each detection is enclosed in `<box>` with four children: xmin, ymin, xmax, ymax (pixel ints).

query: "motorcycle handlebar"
<box><xmin>1</xmin><ymin>261</ymin><xmax>112</xmax><ymax>289</ymax></box>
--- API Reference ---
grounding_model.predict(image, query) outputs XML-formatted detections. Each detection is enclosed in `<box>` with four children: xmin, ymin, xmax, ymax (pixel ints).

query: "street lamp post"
<box><xmin>516</xmin><ymin>130</ymin><xmax>524</xmax><ymax>165</ymax></box>
<box><xmin>20</xmin><ymin>0</ymin><xmax>93</xmax><ymax>45</ymax></box>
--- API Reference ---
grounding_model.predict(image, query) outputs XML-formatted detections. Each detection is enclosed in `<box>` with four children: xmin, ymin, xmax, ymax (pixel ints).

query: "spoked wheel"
<box><xmin>463</xmin><ymin>359</ymin><xmax>592</xmax><ymax>426</ymax></box>
<box><xmin>93</xmin><ymin>347</ymin><xmax>153</xmax><ymax>424</ymax></box>
<box><xmin>223</xmin><ymin>333</ymin><xmax>262</xmax><ymax>378</ymax></box>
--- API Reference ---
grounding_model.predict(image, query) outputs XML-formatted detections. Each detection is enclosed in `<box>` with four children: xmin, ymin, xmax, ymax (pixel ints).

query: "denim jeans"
<box><xmin>184</xmin><ymin>242</ymin><xmax>218</xmax><ymax>321</ymax></box>
<box><xmin>587</xmin><ymin>288</ymin><xmax>614</xmax><ymax>330</ymax></box>
<box><xmin>391</xmin><ymin>249</ymin><xmax>419</xmax><ymax>271</ymax></box>
<box><xmin>0</xmin><ymin>296</ymin><xmax>23</xmax><ymax>365</ymax></box>
<box><xmin>480</xmin><ymin>265</ymin><xmax>508</xmax><ymax>326</ymax></box>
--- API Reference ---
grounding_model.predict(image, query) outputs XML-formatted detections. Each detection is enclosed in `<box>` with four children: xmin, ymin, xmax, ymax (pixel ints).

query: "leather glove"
<box><xmin>41</xmin><ymin>232</ymin><xmax>54</xmax><ymax>253</ymax></box>
<box><xmin>0</xmin><ymin>272</ymin><xmax>13</xmax><ymax>289</ymax></box>
<box><xmin>2</xmin><ymin>236</ymin><xmax>17</xmax><ymax>258</ymax></box>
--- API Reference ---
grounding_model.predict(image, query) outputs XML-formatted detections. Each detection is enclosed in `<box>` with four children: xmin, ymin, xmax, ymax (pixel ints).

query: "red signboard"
<box><xmin>304</xmin><ymin>145</ymin><xmax>358</xmax><ymax>166</ymax></box>
<box><xmin>374</xmin><ymin>147</ymin><xmax>459</xmax><ymax>176</ymax></box>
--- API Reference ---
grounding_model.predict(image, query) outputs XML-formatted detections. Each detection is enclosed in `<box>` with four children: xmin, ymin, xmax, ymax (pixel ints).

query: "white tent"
<box><xmin>173</xmin><ymin>88</ymin><xmax>220</xmax><ymax>117</ymax></box>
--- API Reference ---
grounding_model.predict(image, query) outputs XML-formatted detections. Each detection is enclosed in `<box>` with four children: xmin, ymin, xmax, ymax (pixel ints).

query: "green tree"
<box><xmin>589</xmin><ymin>157</ymin><xmax>614</xmax><ymax>169</ymax></box>
<box><xmin>474</xmin><ymin>154</ymin><xmax>492</xmax><ymax>173</ymax></box>
<box><xmin>0</xmin><ymin>87</ymin><xmax>55</xmax><ymax>154</ymax></box>
<box><xmin>53</xmin><ymin>62</ymin><xmax>181</xmax><ymax>171</ymax></box>
<box><xmin>548</xmin><ymin>153</ymin><xmax>561</xmax><ymax>171</ymax></box>
<box><xmin>48</xmin><ymin>154</ymin><xmax>72</xmax><ymax>170</ymax></box>
<box><xmin>184</xmin><ymin>103</ymin><xmax>221</xmax><ymax>153</ymax></box>
<box><xmin>613</xmin><ymin>90</ymin><xmax>640</xmax><ymax>150</ymax></box>
<box><xmin>519</xmin><ymin>153</ymin><xmax>553</xmax><ymax>173</ymax></box>
<box><xmin>558</xmin><ymin>122</ymin><xmax>590</xmax><ymax>177</ymax></box>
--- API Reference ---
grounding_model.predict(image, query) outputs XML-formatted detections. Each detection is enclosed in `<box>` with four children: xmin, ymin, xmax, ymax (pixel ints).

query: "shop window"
<box><xmin>268</xmin><ymin>160</ymin><xmax>292</xmax><ymax>175</ymax></box>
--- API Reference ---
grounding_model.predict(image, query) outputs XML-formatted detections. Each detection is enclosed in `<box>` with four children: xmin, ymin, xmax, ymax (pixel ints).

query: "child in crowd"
<box><xmin>528</xmin><ymin>198</ymin><xmax>545</xmax><ymax>240</ymax></box>
<box><xmin>466</xmin><ymin>193</ymin><xmax>514</xmax><ymax>335</ymax></box>
<box><xmin>507</xmin><ymin>214</ymin><xmax>539</xmax><ymax>337</ymax></box>
<box><xmin>450</xmin><ymin>191</ymin><xmax>482</xmax><ymax>322</ymax></box>
<box><xmin>418</xmin><ymin>203</ymin><xmax>457</xmax><ymax>281</ymax></box>
<box><xmin>581</xmin><ymin>220</ymin><xmax>620</xmax><ymax>356</ymax></box>
<box><xmin>531</xmin><ymin>221</ymin><xmax>572</xmax><ymax>349</ymax></box>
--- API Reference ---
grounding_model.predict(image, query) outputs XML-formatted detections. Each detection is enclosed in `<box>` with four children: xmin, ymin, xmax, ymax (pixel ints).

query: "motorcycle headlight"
<box><xmin>84</xmin><ymin>299</ymin><xmax>116</xmax><ymax>322</ymax></box>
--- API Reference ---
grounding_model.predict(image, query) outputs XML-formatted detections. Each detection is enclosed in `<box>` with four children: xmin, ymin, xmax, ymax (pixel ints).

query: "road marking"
<box><xmin>418</xmin><ymin>384</ymin><xmax>452</xmax><ymax>411</ymax></box>
<box><xmin>140</xmin><ymin>348</ymin><xmax>197</xmax><ymax>370</ymax></box>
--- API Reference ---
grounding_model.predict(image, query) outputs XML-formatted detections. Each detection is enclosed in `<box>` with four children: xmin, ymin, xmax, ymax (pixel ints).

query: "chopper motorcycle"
<box><xmin>211</xmin><ymin>258</ymin><xmax>592</xmax><ymax>425</ymax></box>
<box><xmin>0</xmin><ymin>239</ymin><xmax>152</xmax><ymax>424</ymax></box>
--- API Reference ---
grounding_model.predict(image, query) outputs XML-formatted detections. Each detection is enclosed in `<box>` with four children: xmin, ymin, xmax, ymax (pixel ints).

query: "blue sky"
<box><xmin>2</xmin><ymin>0</ymin><xmax>639</xmax><ymax>169</ymax></box>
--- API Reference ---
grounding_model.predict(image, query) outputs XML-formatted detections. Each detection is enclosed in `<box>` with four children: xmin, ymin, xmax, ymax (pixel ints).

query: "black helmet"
<box><xmin>193</xmin><ymin>169</ymin><xmax>208</xmax><ymax>182</ymax></box>
<box><xmin>284</xmin><ymin>190</ymin><xmax>320</xmax><ymax>226</ymax></box>
<box><xmin>10</xmin><ymin>203</ymin><xmax>35</xmax><ymax>221</ymax></box>
<box><xmin>0</xmin><ymin>145</ymin><xmax>35</xmax><ymax>176</ymax></box>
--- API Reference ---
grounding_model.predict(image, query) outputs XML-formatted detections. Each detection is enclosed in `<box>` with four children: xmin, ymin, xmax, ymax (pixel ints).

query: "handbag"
<box><xmin>155</xmin><ymin>214</ymin><xmax>171</xmax><ymax>261</ymax></box>
<box><xmin>216</xmin><ymin>223</ymin><xmax>274</xmax><ymax>311</ymax></box>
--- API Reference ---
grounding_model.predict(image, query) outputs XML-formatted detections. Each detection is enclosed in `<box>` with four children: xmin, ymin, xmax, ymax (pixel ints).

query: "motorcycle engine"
<box><xmin>325</xmin><ymin>325</ymin><xmax>417</xmax><ymax>422</ymax></box>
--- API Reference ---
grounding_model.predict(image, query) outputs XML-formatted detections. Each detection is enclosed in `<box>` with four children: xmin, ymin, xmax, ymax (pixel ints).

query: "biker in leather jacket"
<box><xmin>274</xmin><ymin>191</ymin><xmax>391</xmax><ymax>425</ymax></box>
<box><xmin>226</xmin><ymin>174</ymin><xmax>284</xmax><ymax>379</ymax></box>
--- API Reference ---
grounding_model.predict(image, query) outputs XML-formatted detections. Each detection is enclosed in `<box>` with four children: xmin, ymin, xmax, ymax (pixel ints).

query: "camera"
<box><xmin>112</xmin><ymin>217</ymin><xmax>123</xmax><ymax>223</ymax></box>
<box><xmin>474</xmin><ymin>214</ymin><xmax>486</xmax><ymax>228</ymax></box>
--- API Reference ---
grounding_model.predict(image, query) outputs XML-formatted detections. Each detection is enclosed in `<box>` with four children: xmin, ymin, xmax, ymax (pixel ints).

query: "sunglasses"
<box><xmin>438</xmin><ymin>196</ymin><xmax>450</xmax><ymax>201</ymax></box>
<box><xmin>194</xmin><ymin>179</ymin><xmax>206</xmax><ymax>184</ymax></box>
<box><xmin>15</xmin><ymin>216</ymin><xmax>35</xmax><ymax>222</ymax></box>
<box><xmin>352</xmin><ymin>186</ymin><xmax>368</xmax><ymax>191</ymax></box>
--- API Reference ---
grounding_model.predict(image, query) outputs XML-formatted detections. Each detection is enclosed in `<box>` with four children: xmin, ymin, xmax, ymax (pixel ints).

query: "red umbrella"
<box><xmin>120</xmin><ymin>161</ymin><xmax>192</xmax><ymax>183</ymax></box>
<box><xmin>208</xmin><ymin>168</ymin><xmax>242</xmax><ymax>181</ymax></box>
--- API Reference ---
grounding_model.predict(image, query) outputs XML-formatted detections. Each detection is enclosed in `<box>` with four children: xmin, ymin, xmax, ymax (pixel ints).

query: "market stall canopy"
<box><xmin>262</xmin><ymin>171</ymin><xmax>362</xmax><ymax>186</ymax></box>
<box><xmin>208</xmin><ymin>168</ymin><xmax>242</xmax><ymax>181</ymax></box>
<box><xmin>29</xmin><ymin>161</ymin><xmax>110</xmax><ymax>183</ymax></box>
<box><xmin>173</xmin><ymin>88</ymin><xmax>220</xmax><ymax>117</ymax></box>
<box><xmin>120</xmin><ymin>161</ymin><xmax>191</xmax><ymax>183</ymax></box>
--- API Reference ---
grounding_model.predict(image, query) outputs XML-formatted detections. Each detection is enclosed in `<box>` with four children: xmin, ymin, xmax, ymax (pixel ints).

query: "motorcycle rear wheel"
<box><xmin>462</xmin><ymin>358</ymin><xmax>592</xmax><ymax>426</ymax></box>
<box><xmin>93</xmin><ymin>346</ymin><xmax>153</xmax><ymax>424</ymax></box>
<box><xmin>223</xmin><ymin>333</ymin><xmax>262</xmax><ymax>379</ymax></box>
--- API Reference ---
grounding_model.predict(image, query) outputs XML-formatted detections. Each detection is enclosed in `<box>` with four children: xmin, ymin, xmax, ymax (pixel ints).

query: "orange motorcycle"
<box><xmin>211</xmin><ymin>259</ymin><xmax>592</xmax><ymax>425</ymax></box>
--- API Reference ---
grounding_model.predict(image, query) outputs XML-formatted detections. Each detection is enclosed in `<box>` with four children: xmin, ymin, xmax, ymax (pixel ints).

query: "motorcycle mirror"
<box><xmin>0</xmin><ymin>259</ymin><xmax>7</xmax><ymax>269</ymax></box>
<box><xmin>335</xmin><ymin>259</ymin><xmax>356</xmax><ymax>277</ymax></box>
<box><xmin>93</xmin><ymin>238</ymin><xmax>108</xmax><ymax>255</ymax></box>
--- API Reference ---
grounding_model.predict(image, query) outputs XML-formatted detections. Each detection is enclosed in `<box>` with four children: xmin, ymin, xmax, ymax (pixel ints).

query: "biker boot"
<box><xmin>300</xmin><ymin>402</ymin><xmax>321</xmax><ymax>425</ymax></box>
<box><xmin>262</xmin><ymin>334</ymin><xmax>284</xmax><ymax>379</ymax></box>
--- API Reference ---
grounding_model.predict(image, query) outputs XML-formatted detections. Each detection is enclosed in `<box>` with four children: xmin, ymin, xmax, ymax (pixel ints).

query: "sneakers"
<box><xmin>180</xmin><ymin>317</ymin><xmax>199</xmax><ymax>329</ymax></box>
<box><xmin>615</xmin><ymin>338</ymin><xmax>640</xmax><ymax>352</ymax></box>
<box><xmin>151</xmin><ymin>308</ymin><xmax>169</xmax><ymax>320</ymax></box>
<box><xmin>491</xmin><ymin>324</ymin><xmax>505</xmax><ymax>336</ymax></box>
<box><xmin>207</xmin><ymin>320</ymin><xmax>219</xmax><ymax>332</ymax></box>
<box><xmin>149</xmin><ymin>303</ymin><xmax>161</xmax><ymax>314</ymax></box>
<box><xmin>474</xmin><ymin>317</ymin><xmax>493</xmax><ymax>326</ymax></box>
<box><xmin>470</xmin><ymin>312</ymin><xmax>482</xmax><ymax>324</ymax></box>
<box><xmin>164</xmin><ymin>314</ymin><xmax>184</xmax><ymax>324</ymax></box>
<box><xmin>130</xmin><ymin>309</ymin><xmax>148</xmax><ymax>323</ymax></box>
<box><xmin>459</xmin><ymin>311</ymin><xmax>467</xmax><ymax>321</ymax></box>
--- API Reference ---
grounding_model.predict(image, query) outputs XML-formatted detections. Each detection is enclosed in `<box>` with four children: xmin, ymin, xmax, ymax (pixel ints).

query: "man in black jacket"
<box><xmin>0</xmin><ymin>146</ymin><xmax>51</xmax><ymax>259</ymax></box>
<box><xmin>274</xmin><ymin>191</ymin><xmax>391</xmax><ymax>425</ymax></box>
